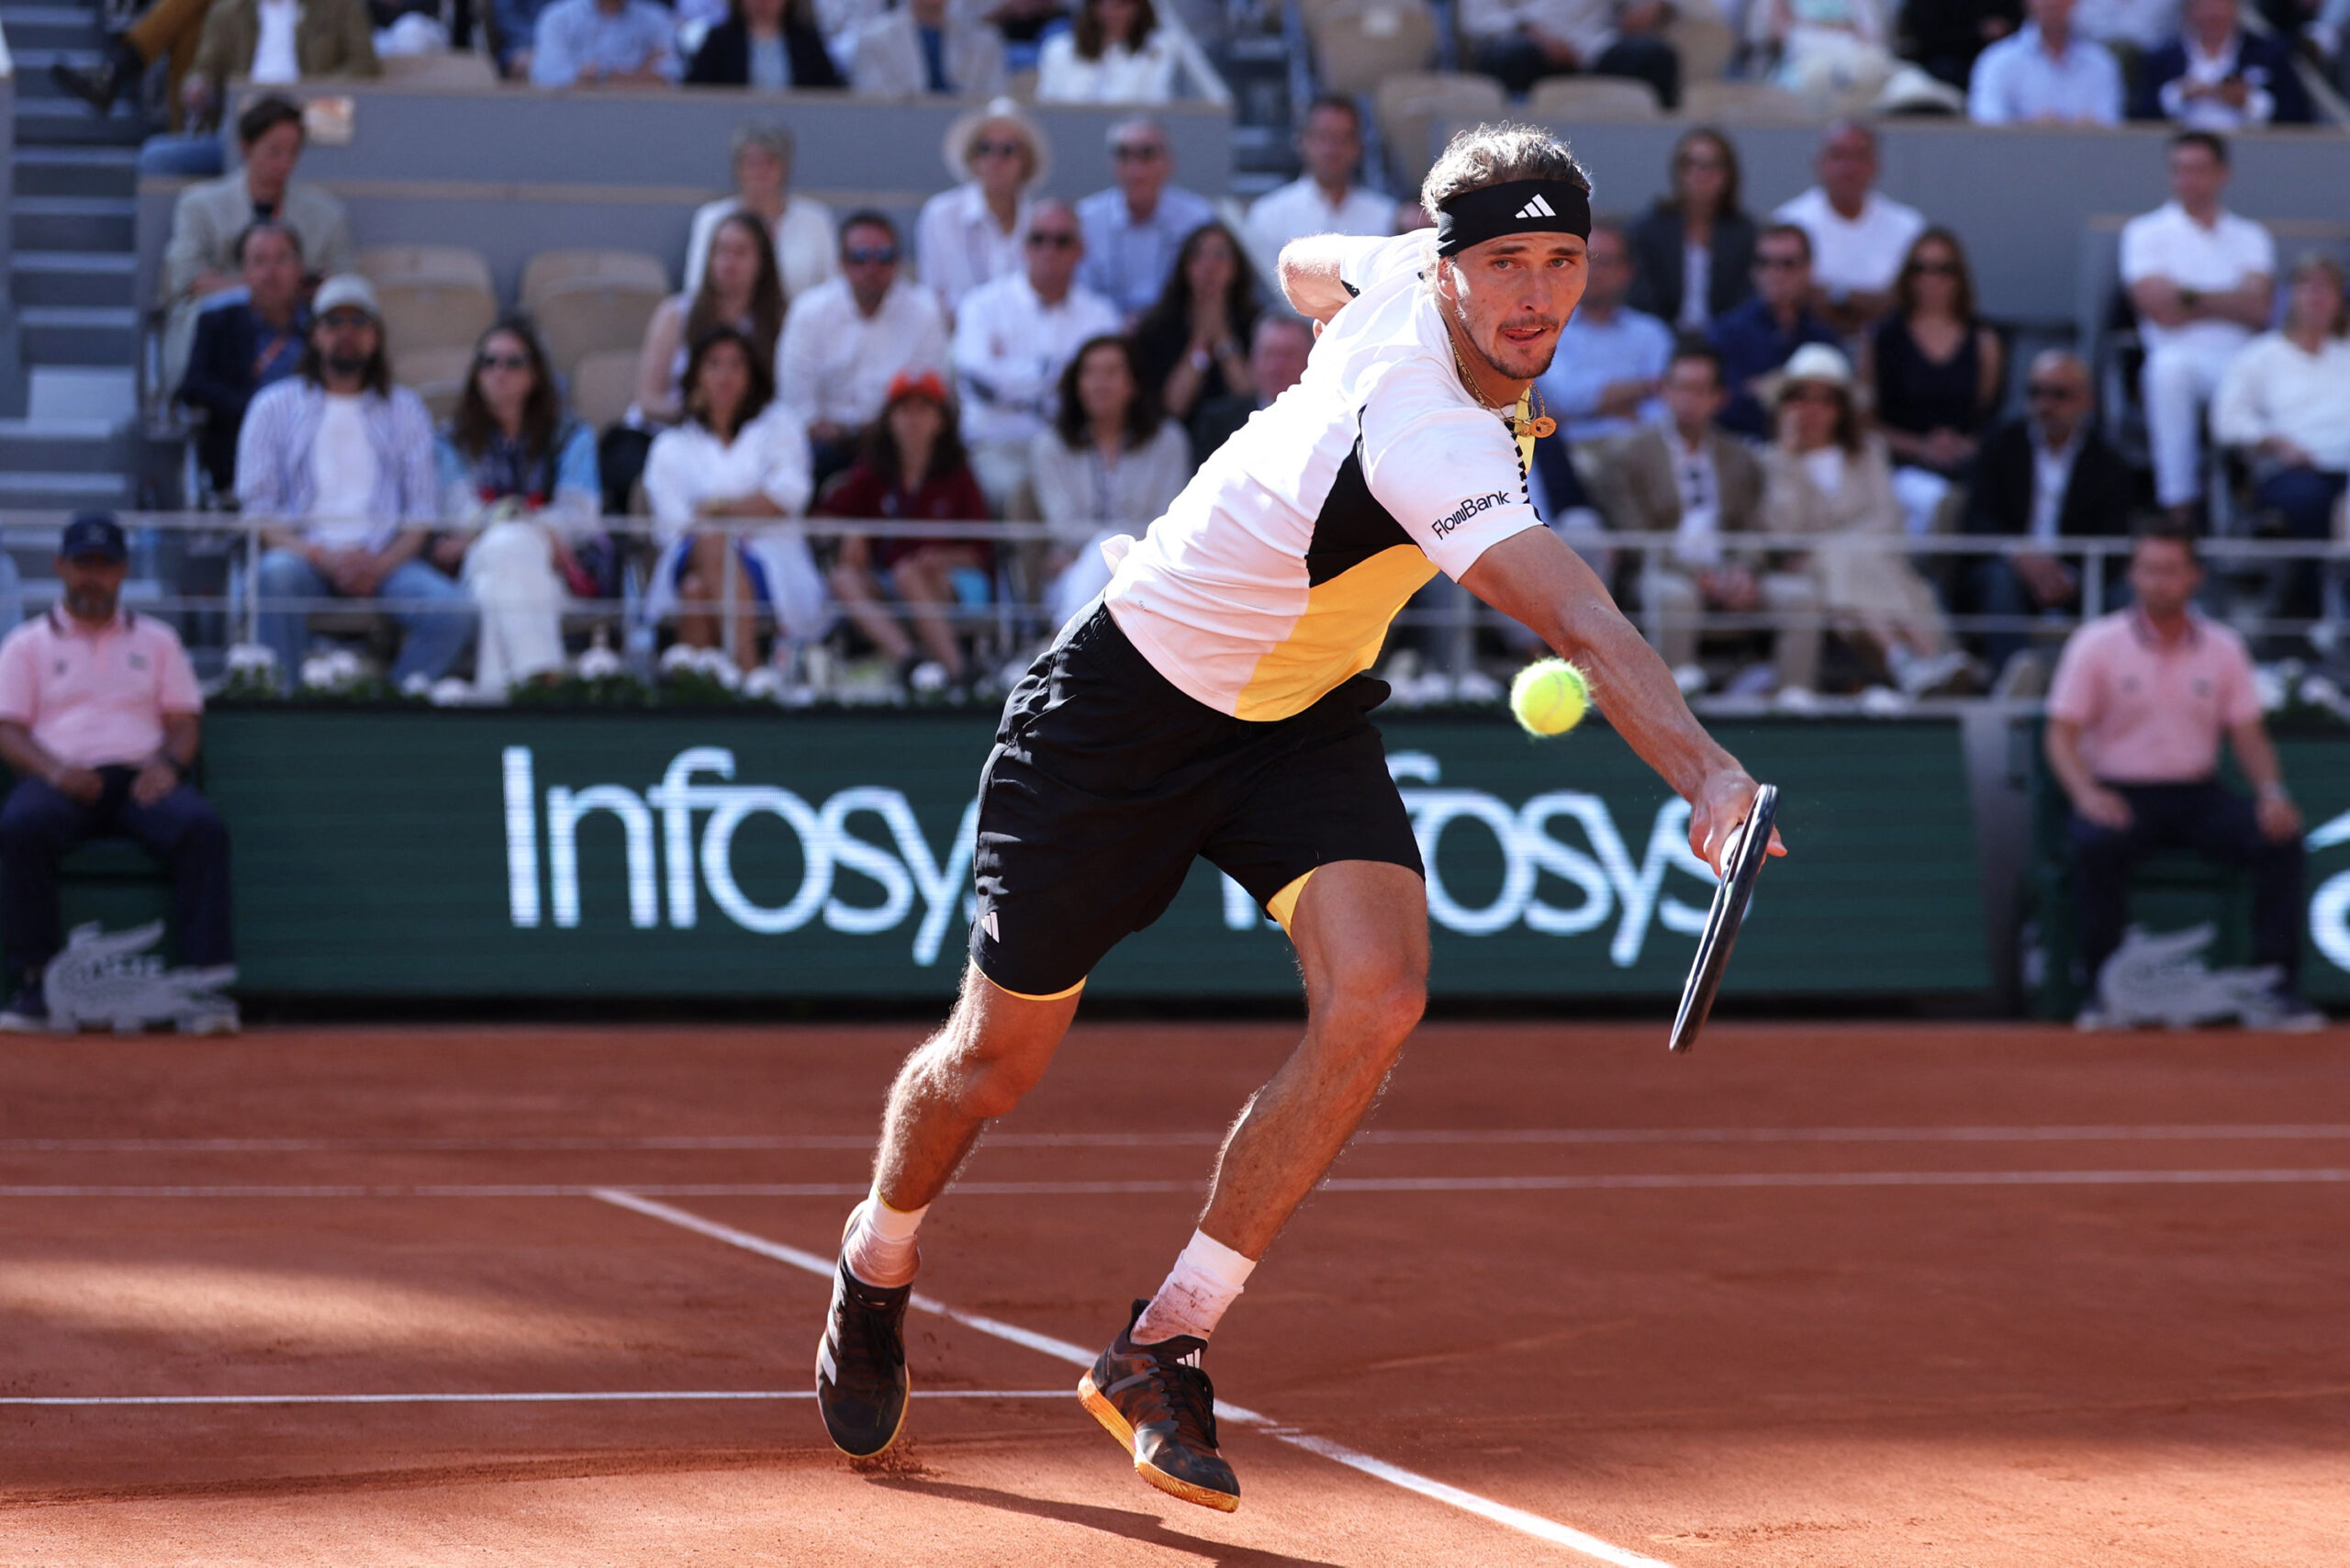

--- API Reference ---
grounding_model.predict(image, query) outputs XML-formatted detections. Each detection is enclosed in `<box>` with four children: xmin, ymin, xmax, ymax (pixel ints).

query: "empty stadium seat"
<box><xmin>394</xmin><ymin>342</ymin><xmax>476</xmax><ymax>422</ymax></box>
<box><xmin>378</xmin><ymin>51</ymin><xmax>499</xmax><ymax>88</ymax></box>
<box><xmin>353</xmin><ymin>244</ymin><xmax>496</xmax><ymax>295</ymax></box>
<box><xmin>1373</xmin><ymin>72</ymin><xmax>1504</xmax><ymax>192</ymax></box>
<box><xmin>532</xmin><ymin>278</ymin><xmax>666</xmax><ymax>384</ymax></box>
<box><xmin>374</xmin><ymin>278</ymin><xmax>500</xmax><ymax>360</ymax></box>
<box><xmin>1527</xmin><ymin>75</ymin><xmax>1662</xmax><ymax>118</ymax></box>
<box><xmin>520</xmin><ymin>249</ymin><xmax>673</xmax><ymax>310</ymax></box>
<box><xmin>568</xmin><ymin>348</ymin><xmax>641</xmax><ymax>431</ymax></box>
<box><xmin>1679</xmin><ymin>79</ymin><xmax>1819</xmax><ymax>121</ymax></box>
<box><xmin>1667</xmin><ymin>0</ymin><xmax>1738</xmax><ymax>85</ymax></box>
<box><xmin>1314</xmin><ymin>0</ymin><xmax>1438</xmax><ymax>95</ymax></box>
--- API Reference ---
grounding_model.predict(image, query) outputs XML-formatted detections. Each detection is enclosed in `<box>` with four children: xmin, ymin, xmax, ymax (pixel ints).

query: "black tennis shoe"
<box><xmin>1078</xmin><ymin>1300</ymin><xmax>1239</xmax><ymax>1513</ymax></box>
<box><xmin>815</xmin><ymin>1256</ymin><xmax>912</xmax><ymax>1458</ymax></box>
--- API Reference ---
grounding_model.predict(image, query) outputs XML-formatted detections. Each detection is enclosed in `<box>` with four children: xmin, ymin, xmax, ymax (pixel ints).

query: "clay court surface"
<box><xmin>4</xmin><ymin>1020</ymin><xmax>2348</xmax><ymax>1566</ymax></box>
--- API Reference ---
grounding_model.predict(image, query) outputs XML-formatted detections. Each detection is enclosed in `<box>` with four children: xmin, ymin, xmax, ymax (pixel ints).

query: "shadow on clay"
<box><xmin>870</xmin><ymin>1476</ymin><xmax>1350</xmax><ymax>1568</ymax></box>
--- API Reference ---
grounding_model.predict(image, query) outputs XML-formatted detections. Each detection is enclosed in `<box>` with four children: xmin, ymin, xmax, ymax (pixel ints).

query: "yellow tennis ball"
<box><xmin>1510</xmin><ymin>658</ymin><xmax>1589</xmax><ymax>737</ymax></box>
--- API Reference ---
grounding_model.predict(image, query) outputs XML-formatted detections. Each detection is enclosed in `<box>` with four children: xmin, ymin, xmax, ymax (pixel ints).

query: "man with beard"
<box><xmin>813</xmin><ymin>124</ymin><xmax>1781</xmax><ymax>1514</ymax></box>
<box><xmin>0</xmin><ymin>514</ymin><xmax>233</xmax><ymax>1033</ymax></box>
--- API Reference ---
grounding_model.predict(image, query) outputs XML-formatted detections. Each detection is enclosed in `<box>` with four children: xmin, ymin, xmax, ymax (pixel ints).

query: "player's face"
<box><xmin>1442</xmin><ymin>234</ymin><xmax>1586</xmax><ymax>385</ymax></box>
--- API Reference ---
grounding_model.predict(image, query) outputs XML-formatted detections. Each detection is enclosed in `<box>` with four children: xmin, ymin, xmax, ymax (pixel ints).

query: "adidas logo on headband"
<box><xmin>1514</xmin><ymin>194</ymin><xmax>1558</xmax><ymax>219</ymax></box>
<box><xmin>1434</xmin><ymin>177</ymin><xmax>1592</xmax><ymax>256</ymax></box>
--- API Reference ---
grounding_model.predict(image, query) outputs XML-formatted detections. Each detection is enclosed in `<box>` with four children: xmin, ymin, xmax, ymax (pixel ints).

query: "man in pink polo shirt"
<box><xmin>0</xmin><ymin>513</ymin><xmax>233</xmax><ymax>1033</ymax></box>
<box><xmin>2044</xmin><ymin>526</ymin><xmax>2317</xmax><ymax>1030</ymax></box>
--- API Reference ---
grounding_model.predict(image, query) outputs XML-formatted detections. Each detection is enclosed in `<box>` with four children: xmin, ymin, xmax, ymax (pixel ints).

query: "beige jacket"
<box><xmin>189</xmin><ymin>0</ymin><xmax>381</xmax><ymax>91</ymax></box>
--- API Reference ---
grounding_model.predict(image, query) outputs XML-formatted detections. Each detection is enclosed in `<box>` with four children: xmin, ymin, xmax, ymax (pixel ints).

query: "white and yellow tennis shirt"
<box><xmin>1101</xmin><ymin>231</ymin><xmax>1549</xmax><ymax>722</ymax></box>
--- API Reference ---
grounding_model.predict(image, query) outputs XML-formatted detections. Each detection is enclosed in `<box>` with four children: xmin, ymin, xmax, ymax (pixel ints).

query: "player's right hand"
<box><xmin>1690</xmin><ymin>769</ymin><xmax>1786</xmax><ymax>878</ymax></box>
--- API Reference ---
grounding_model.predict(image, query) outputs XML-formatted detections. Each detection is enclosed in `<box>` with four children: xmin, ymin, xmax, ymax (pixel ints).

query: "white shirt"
<box><xmin>2074</xmin><ymin>0</ymin><xmax>2178</xmax><ymax>48</ymax></box>
<box><xmin>2118</xmin><ymin>200</ymin><xmax>2276</xmax><ymax>359</ymax></box>
<box><xmin>308</xmin><ymin>393</ymin><xmax>380</xmax><ymax>547</ymax></box>
<box><xmin>1245</xmin><ymin>176</ymin><xmax>1395</xmax><ymax>262</ymax></box>
<box><xmin>1967</xmin><ymin>25</ymin><xmax>2124</xmax><ymax>124</ymax></box>
<box><xmin>682</xmin><ymin>196</ymin><xmax>839</xmax><ymax>303</ymax></box>
<box><xmin>1102</xmin><ymin>231</ymin><xmax>1545</xmax><ymax>721</ymax></box>
<box><xmin>1771</xmin><ymin>186</ymin><xmax>1927</xmax><ymax>303</ymax></box>
<box><xmin>774</xmin><ymin>276</ymin><xmax>949</xmax><ymax>431</ymax></box>
<box><xmin>1678</xmin><ymin>240</ymin><xmax>1711</xmax><ymax>330</ymax></box>
<box><xmin>251</xmin><ymin>0</ymin><xmax>302</xmax><ymax>83</ymax></box>
<box><xmin>2029</xmin><ymin>424</ymin><xmax>2085</xmax><ymax>542</ymax></box>
<box><xmin>952</xmin><ymin>273</ymin><xmax>1122</xmax><ymax>449</ymax></box>
<box><xmin>915</xmin><ymin>183</ymin><xmax>1035</xmax><ymax>314</ymax></box>
<box><xmin>642</xmin><ymin>401</ymin><xmax>813</xmax><ymax>544</ymax></box>
<box><xmin>2212</xmin><ymin>332</ymin><xmax>2350</xmax><ymax>472</ymax></box>
<box><xmin>2160</xmin><ymin>33</ymin><xmax>2277</xmax><ymax>129</ymax></box>
<box><xmin>1457</xmin><ymin>0</ymin><xmax>1617</xmax><ymax>57</ymax></box>
<box><xmin>1034</xmin><ymin>29</ymin><xmax>1181</xmax><ymax>102</ymax></box>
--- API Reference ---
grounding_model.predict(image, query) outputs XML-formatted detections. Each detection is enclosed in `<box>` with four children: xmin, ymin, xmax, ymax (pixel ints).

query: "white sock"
<box><xmin>840</xmin><ymin>1186</ymin><xmax>926</xmax><ymax>1289</ymax></box>
<box><xmin>1132</xmin><ymin>1229</ymin><xmax>1257</xmax><ymax>1344</ymax></box>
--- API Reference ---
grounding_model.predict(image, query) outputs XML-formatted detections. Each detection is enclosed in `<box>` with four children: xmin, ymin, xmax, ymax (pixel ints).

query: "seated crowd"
<box><xmin>150</xmin><ymin>68</ymin><xmax>2350</xmax><ymax>703</ymax></box>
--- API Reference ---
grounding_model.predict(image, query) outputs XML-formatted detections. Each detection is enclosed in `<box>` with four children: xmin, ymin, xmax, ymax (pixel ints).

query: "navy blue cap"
<box><xmin>60</xmin><ymin>510</ymin><xmax>127</xmax><ymax>563</ymax></box>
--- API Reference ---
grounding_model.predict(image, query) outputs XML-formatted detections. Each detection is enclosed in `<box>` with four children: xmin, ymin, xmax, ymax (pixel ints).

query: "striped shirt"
<box><xmin>235</xmin><ymin>378</ymin><xmax>439</xmax><ymax>552</ymax></box>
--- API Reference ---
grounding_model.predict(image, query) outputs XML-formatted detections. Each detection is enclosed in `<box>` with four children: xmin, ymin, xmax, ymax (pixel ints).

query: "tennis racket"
<box><xmin>1668</xmin><ymin>783</ymin><xmax>1778</xmax><ymax>1055</ymax></box>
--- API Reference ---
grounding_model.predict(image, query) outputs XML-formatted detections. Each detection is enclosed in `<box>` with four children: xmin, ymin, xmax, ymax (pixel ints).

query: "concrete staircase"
<box><xmin>5</xmin><ymin>1</ymin><xmax>144</xmax><ymax>516</ymax></box>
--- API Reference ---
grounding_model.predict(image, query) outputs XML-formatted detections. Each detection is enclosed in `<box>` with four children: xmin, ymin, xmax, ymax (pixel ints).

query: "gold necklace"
<box><xmin>1447</xmin><ymin>325</ymin><xmax>1556</xmax><ymax>439</ymax></box>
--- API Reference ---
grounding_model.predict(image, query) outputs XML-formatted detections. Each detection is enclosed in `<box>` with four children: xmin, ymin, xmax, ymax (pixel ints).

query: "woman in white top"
<box><xmin>430</xmin><ymin>318</ymin><xmax>604</xmax><ymax>694</ymax></box>
<box><xmin>1035</xmin><ymin>0</ymin><xmax>1181</xmax><ymax>102</ymax></box>
<box><xmin>2213</xmin><ymin>252</ymin><xmax>2350</xmax><ymax>545</ymax></box>
<box><xmin>1760</xmin><ymin>344</ymin><xmax>1968</xmax><ymax>696</ymax></box>
<box><xmin>915</xmin><ymin>98</ymin><xmax>1048</xmax><ymax>315</ymax></box>
<box><xmin>681</xmin><ymin>123</ymin><xmax>839</xmax><ymax>302</ymax></box>
<box><xmin>1028</xmin><ymin>333</ymin><xmax>1192</xmax><ymax>626</ymax></box>
<box><xmin>634</xmin><ymin>210</ymin><xmax>789</xmax><ymax>428</ymax></box>
<box><xmin>643</xmin><ymin>326</ymin><xmax>828</xmax><ymax>671</ymax></box>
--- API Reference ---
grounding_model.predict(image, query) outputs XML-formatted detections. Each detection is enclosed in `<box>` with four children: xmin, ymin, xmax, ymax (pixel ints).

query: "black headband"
<box><xmin>1433</xmin><ymin>178</ymin><xmax>1592</xmax><ymax>257</ymax></box>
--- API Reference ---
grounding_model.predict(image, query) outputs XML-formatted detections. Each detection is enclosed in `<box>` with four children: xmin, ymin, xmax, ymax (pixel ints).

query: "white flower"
<box><xmin>575</xmin><ymin>644</ymin><xmax>624</xmax><ymax>681</ymax></box>
<box><xmin>224</xmin><ymin>643</ymin><xmax>278</xmax><ymax>677</ymax></box>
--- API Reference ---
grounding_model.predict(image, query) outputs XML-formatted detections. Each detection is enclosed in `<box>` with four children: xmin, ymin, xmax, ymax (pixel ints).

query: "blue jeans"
<box><xmin>256</xmin><ymin>548</ymin><xmax>475</xmax><ymax>690</ymax></box>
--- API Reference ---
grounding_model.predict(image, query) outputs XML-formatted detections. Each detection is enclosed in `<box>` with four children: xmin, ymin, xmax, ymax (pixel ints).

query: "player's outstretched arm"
<box><xmin>1460</xmin><ymin>525</ymin><xmax>1785</xmax><ymax>870</ymax></box>
<box><xmin>1277</xmin><ymin>235</ymin><xmax>1365</xmax><ymax>324</ymax></box>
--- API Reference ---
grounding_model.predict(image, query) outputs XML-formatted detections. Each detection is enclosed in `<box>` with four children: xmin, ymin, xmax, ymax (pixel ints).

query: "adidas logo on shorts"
<box><xmin>1515</xmin><ymin>194</ymin><xmax>1558</xmax><ymax>219</ymax></box>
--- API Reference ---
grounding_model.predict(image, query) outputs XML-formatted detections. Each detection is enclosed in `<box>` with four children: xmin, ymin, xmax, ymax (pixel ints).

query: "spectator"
<box><xmin>2310</xmin><ymin>0</ymin><xmax>2347</xmax><ymax>68</ymax></box>
<box><xmin>177</xmin><ymin>221</ymin><xmax>309</xmax><ymax>496</ymax></box>
<box><xmin>1707</xmin><ymin>222</ymin><xmax>1840</xmax><ymax>436</ymax></box>
<box><xmin>2212</xmin><ymin>252</ymin><xmax>2350</xmax><ymax>615</ymax></box>
<box><xmin>1190</xmin><ymin>314</ymin><xmax>1313</xmax><ymax>464</ymax></box>
<box><xmin>2132</xmin><ymin>0</ymin><xmax>2312</xmax><ymax>125</ymax></box>
<box><xmin>494</xmin><ymin>0</ymin><xmax>552</xmax><ymax>73</ymax></box>
<box><xmin>1076</xmin><ymin>117</ymin><xmax>1219</xmax><ymax>320</ymax></box>
<box><xmin>1627</xmin><ymin>127</ymin><xmax>1757</xmax><ymax>334</ymax></box>
<box><xmin>1762</xmin><ymin>344</ymin><xmax>1970</xmax><ymax>695</ymax></box>
<box><xmin>850</xmin><ymin>0</ymin><xmax>1007</xmax><ymax>95</ymax></box>
<box><xmin>52</xmin><ymin>0</ymin><xmax>220</xmax><ymax>129</ymax></box>
<box><xmin>1959</xmin><ymin>350</ymin><xmax>2132</xmax><ymax>678</ymax></box>
<box><xmin>431</xmin><ymin>319</ymin><xmax>605</xmax><ymax>694</ymax></box>
<box><xmin>1459</xmin><ymin>0</ymin><xmax>1682</xmax><ymax>106</ymax></box>
<box><xmin>2120</xmin><ymin>129</ymin><xmax>2275</xmax><ymax>521</ymax></box>
<box><xmin>2045</xmin><ymin>526</ymin><xmax>2319</xmax><ymax>1031</ymax></box>
<box><xmin>529</xmin><ymin>0</ymin><xmax>682</xmax><ymax>85</ymax></box>
<box><xmin>638</xmin><ymin>210</ymin><xmax>789</xmax><ymax>429</ymax></box>
<box><xmin>1132</xmin><ymin>221</ymin><xmax>1259</xmax><ymax>429</ymax></box>
<box><xmin>684</xmin><ymin>126</ymin><xmax>839</xmax><ymax>303</ymax></box>
<box><xmin>1900</xmin><ymin>0</ymin><xmax>2020</xmax><ymax>88</ymax></box>
<box><xmin>1030</xmin><ymin>334</ymin><xmax>1192</xmax><ymax>626</ymax></box>
<box><xmin>778</xmin><ymin>211</ymin><xmax>952</xmax><ymax>480</ymax></box>
<box><xmin>241</xmin><ymin>275</ymin><xmax>470</xmax><ymax>691</ymax></box>
<box><xmin>1771</xmin><ymin>120</ymin><xmax>1926</xmax><ymax>337</ymax></box>
<box><xmin>183</xmin><ymin>0</ymin><xmax>377</xmax><ymax>127</ymax></box>
<box><xmin>1967</xmin><ymin>0</ymin><xmax>2124</xmax><ymax>120</ymax></box>
<box><xmin>952</xmin><ymin>200</ymin><xmax>1121</xmax><ymax>511</ymax></box>
<box><xmin>916</xmin><ymin>99</ymin><xmax>1050</xmax><ymax>316</ymax></box>
<box><xmin>0</xmin><ymin>515</ymin><xmax>231</xmax><ymax>1035</ymax></box>
<box><xmin>817</xmin><ymin>371</ymin><xmax>996</xmax><ymax>692</ymax></box>
<box><xmin>1245</xmin><ymin>95</ymin><xmax>1397</xmax><ymax>263</ymax></box>
<box><xmin>1595</xmin><ymin>345</ymin><xmax>1825</xmax><ymax>698</ymax></box>
<box><xmin>686</xmin><ymin>0</ymin><xmax>845</xmax><ymax>85</ymax></box>
<box><xmin>1863</xmin><ymin>227</ymin><xmax>2004</xmax><ymax>535</ymax></box>
<box><xmin>1036</xmin><ymin>0</ymin><xmax>1181</xmax><ymax>101</ymax></box>
<box><xmin>643</xmin><ymin>326</ymin><xmax>825</xmax><ymax>674</ymax></box>
<box><xmin>1533</xmin><ymin>218</ymin><xmax>1672</xmax><ymax>445</ymax></box>
<box><xmin>1757</xmin><ymin>0</ymin><xmax>1896</xmax><ymax>111</ymax></box>
<box><xmin>160</xmin><ymin>97</ymin><xmax>350</xmax><ymax>387</ymax></box>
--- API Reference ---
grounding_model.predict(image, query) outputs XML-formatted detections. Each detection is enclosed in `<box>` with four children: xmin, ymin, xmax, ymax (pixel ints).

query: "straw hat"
<box><xmin>942</xmin><ymin>96</ymin><xmax>1050</xmax><ymax>189</ymax></box>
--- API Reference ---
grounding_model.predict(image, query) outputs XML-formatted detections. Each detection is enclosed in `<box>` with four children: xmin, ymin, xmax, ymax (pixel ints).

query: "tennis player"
<box><xmin>817</xmin><ymin>123</ymin><xmax>1783</xmax><ymax>1512</ymax></box>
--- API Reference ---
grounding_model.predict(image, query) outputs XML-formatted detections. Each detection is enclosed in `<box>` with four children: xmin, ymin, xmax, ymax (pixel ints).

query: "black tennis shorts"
<box><xmin>968</xmin><ymin>604</ymin><xmax>1424</xmax><ymax>998</ymax></box>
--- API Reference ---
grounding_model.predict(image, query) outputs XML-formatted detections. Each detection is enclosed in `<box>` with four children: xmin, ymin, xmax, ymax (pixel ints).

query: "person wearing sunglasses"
<box><xmin>1707</xmin><ymin>221</ymin><xmax>1841</xmax><ymax>437</ymax></box>
<box><xmin>1075</xmin><ymin>117</ymin><xmax>1216</xmax><ymax>320</ymax></box>
<box><xmin>778</xmin><ymin>211</ymin><xmax>951</xmax><ymax>484</ymax></box>
<box><xmin>953</xmin><ymin>200</ymin><xmax>1121</xmax><ymax>513</ymax></box>
<box><xmin>918</xmin><ymin>99</ymin><xmax>1052</xmax><ymax>315</ymax></box>
<box><xmin>431</xmin><ymin>318</ymin><xmax>606</xmax><ymax>695</ymax></box>
<box><xmin>1863</xmin><ymin>228</ymin><xmax>2004</xmax><ymax>537</ymax></box>
<box><xmin>1627</xmin><ymin>127</ymin><xmax>1757</xmax><ymax>334</ymax></box>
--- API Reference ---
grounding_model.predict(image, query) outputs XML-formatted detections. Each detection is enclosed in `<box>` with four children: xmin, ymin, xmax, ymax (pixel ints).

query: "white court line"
<box><xmin>1</xmin><ymin>1390</ymin><xmax>1069</xmax><ymax>1407</ymax></box>
<box><xmin>588</xmin><ymin>1188</ymin><xmax>1675</xmax><ymax>1568</ymax></box>
<box><xmin>10</xmin><ymin>1169</ymin><xmax>2350</xmax><ymax>1199</ymax></box>
<box><xmin>12</xmin><ymin>1125</ymin><xmax>2350</xmax><ymax>1153</ymax></box>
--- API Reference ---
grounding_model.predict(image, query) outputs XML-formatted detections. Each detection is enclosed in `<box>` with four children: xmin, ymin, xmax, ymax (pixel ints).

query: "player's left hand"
<box><xmin>1691</xmin><ymin>769</ymin><xmax>1787</xmax><ymax>877</ymax></box>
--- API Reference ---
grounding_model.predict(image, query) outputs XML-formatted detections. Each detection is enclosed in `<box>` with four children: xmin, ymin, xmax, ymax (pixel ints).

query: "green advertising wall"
<box><xmin>192</xmin><ymin>708</ymin><xmax>1989</xmax><ymax>1001</ymax></box>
